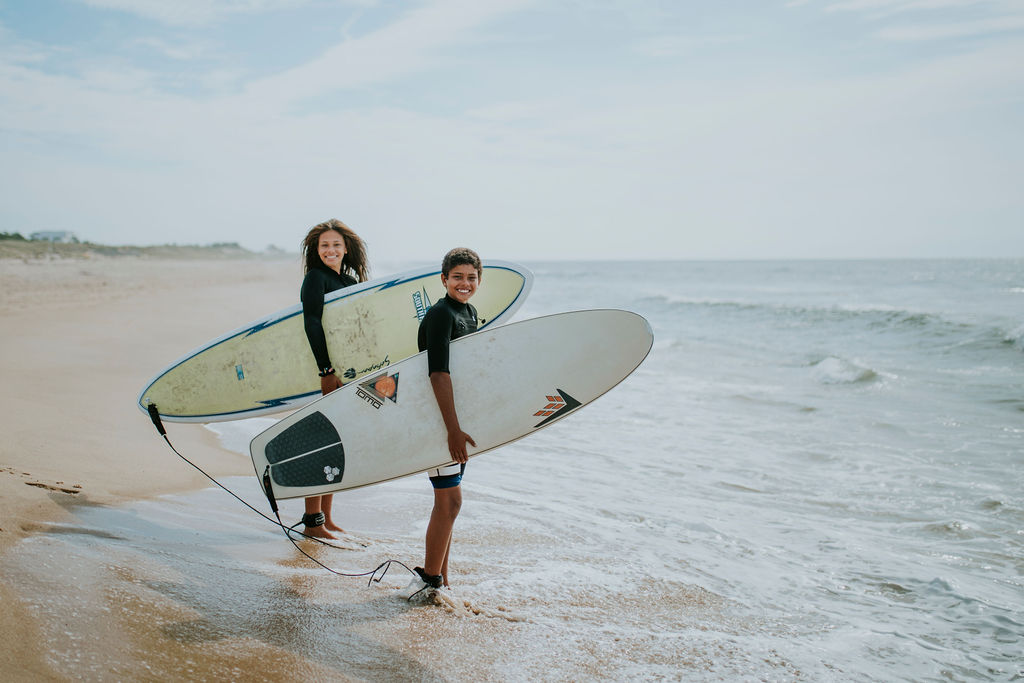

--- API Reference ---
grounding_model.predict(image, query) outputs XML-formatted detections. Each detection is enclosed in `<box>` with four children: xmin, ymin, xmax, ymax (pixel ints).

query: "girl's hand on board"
<box><xmin>321</xmin><ymin>373</ymin><xmax>343</xmax><ymax>395</ymax></box>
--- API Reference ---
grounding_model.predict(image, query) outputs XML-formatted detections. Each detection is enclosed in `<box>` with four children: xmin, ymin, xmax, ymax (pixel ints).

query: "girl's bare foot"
<box><xmin>303</xmin><ymin>524</ymin><xmax>336</xmax><ymax>540</ymax></box>
<box><xmin>324</xmin><ymin>520</ymin><xmax>346</xmax><ymax>534</ymax></box>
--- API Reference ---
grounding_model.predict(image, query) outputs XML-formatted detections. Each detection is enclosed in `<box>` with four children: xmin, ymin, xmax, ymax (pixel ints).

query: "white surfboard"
<box><xmin>250</xmin><ymin>309</ymin><xmax>653</xmax><ymax>500</ymax></box>
<box><xmin>138</xmin><ymin>261</ymin><xmax>533</xmax><ymax>423</ymax></box>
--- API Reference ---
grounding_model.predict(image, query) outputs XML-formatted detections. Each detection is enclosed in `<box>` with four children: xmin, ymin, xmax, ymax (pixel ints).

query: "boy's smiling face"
<box><xmin>442</xmin><ymin>263</ymin><xmax>479</xmax><ymax>304</ymax></box>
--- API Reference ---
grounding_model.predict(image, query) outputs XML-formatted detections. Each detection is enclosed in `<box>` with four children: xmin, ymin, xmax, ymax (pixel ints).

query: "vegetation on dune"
<box><xmin>0</xmin><ymin>237</ymin><xmax>291</xmax><ymax>261</ymax></box>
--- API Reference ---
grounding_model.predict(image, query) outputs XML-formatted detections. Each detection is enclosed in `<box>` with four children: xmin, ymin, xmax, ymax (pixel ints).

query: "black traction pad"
<box><xmin>265</xmin><ymin>411</ymin><xmax>345</xmax><ymax>488</ymax></box>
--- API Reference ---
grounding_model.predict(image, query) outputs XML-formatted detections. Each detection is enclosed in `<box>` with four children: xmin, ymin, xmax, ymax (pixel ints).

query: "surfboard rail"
<box><xmin>250</xmin><ymin>308</ymin><xmax>654</xmax><ymax>499</ymax></box>
<box><xmin>137</xmin><ymin>261</ymin><xmax>533</xmax><ymax>423</ymax></box>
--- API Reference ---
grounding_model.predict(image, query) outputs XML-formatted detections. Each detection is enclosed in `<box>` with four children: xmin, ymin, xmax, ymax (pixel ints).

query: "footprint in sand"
<box><xmin>3</xmin><ymin>468</ymin><xmax>83</xmax><ymax>495</ymax></box>
<box><xmin>24</xmin><ymin>481</ymin><xmax>83</xmax><ymax>495</ymax></box>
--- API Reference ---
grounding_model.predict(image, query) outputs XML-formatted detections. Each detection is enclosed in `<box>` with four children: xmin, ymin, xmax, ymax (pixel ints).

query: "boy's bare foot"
<box><xmin>325</xmin><ymin>520</ymin><xmax>346</xmax><ymax>534</ymax></box>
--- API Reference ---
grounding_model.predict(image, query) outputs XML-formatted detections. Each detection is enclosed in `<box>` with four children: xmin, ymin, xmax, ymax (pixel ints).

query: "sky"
<box><xmin>1</xmin><ymin>0</ymin><xmax>1022</xmax><ymax>261</ymax></box>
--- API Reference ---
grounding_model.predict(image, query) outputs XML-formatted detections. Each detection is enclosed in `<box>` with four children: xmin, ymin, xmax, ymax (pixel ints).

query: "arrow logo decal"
<box><xmin>533</xmin><ymin>388</ymin><xmax>581</xmax><ymax>428</ymax></box>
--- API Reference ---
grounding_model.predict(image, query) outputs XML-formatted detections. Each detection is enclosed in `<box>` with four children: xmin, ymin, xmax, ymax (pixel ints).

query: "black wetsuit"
<box><xmin>417</xmin><ymin>294</ymin><xmax>478</xmax><ymax>487</ymax></box>
<box><xmin>301</xmin><ymin>264</ymin><xmax>357</xmax><ymax>372</ymax></box>
<box><xmin>417</xmin><ymin>295</ymin><xmax>479</xmax><ymax>373</ymax></box>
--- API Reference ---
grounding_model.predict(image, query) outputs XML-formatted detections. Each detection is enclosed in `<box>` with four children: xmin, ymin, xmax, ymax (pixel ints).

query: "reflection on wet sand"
<box><xmin>1</xmin><ymin>473</ymin><xmax>767</xmax><ymax>681</ymax></box>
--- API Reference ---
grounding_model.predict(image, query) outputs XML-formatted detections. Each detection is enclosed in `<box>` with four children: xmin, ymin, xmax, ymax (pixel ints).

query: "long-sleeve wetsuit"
<box><xmin>300</xmin><ymin>265</ymin><xmax>356</xmax><ymax>372</ymax></box>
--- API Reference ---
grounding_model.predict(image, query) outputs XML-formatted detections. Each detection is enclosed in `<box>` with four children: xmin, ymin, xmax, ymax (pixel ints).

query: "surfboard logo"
<box><xmin>412</xmin><ymin>288</ymin><xmax>432</xmax><ymax>321</ymax></box>
<box><xmin>356</xmin><ymin>372</ymin><xmax>399</xmax><ymax>410</ymax></box>
<box><xmin>533</xmin><ymin>389</ymin><xmax>581</xmax><ymax>428</ymax></box>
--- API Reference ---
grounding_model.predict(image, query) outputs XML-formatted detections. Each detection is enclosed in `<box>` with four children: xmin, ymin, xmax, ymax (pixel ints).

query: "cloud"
<box><xmin>2</xmin><ymin>0</ymin><xmax>1022</xmax><ymax>258</ymax></box>
<box><xmin>875</xmin><ymin>13</ymin><xmax>1024</xmax><ymax>39</ymax></box>
<box><xmin>826</xmin><ymin>0</ymin><xmax>991</xmax><ymax>14</ymax></box>
<box><xmin>632</xmin><ymin>33</ymin><xmax>746</xmax><ymax>59</ymax></box>
<box><xmin>129</xmin><ymin>36</ymin><xmax>212</xmax><ymax>61</ymax></box>
<box><xmin>0</xmin><ymin>20</ymin><xmax>54</xmax><ymax>66</ymax></box>
<box><xmin>238</xmin><ymin>0</ymin><xmax>535</xmax><ymax>107</ymax></box>
<box><xmin>69</xmin><ymin>0</ymin><xmax>329</xmax><ymax>27</ymax></box>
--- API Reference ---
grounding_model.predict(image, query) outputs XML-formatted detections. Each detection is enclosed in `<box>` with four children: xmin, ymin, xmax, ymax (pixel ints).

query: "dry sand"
<box><xmin>0</xmin><ymin>252</ymin><xmax>301</xmax><ymax>677</ymax></box>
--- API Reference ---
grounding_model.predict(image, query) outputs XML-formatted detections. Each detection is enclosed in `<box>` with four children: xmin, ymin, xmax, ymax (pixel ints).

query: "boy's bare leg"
<box><xmin>424</xmin><ymin>486</ymin><xmax>462</xmax><ymax>580</ymax></box>
<box><xmin>440</xmin><ymin>534</ymin><xmax>453</xmax><ymax>587</ymax></box>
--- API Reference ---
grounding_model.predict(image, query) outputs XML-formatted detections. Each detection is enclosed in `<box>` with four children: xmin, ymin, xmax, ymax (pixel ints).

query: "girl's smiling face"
<box><xmin>442</xmin><ymin>263</ymin><xmax>479</xmax><ymax>304</ymax></box>
<box><xmin>317</xmin><ymin>229</ymin><xmax>346</xmax><ymax>273</ymax></box>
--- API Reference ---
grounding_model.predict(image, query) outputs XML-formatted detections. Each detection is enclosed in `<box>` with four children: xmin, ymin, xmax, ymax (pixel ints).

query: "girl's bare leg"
<box><xmin>322</xmin><ymin>494</ymin><xmax>345</xmax><ymax>533</ymax></box>
<box><xmin>303</xmin><ymin>495</ymin><xmax>336</xmax><ymax>539</ymax></box>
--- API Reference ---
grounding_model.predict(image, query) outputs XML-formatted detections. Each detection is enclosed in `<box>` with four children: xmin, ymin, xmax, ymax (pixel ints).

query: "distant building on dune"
<box><xmin>30</xmin><ymin>231</ymin><xmax>78</xmax><ymax>243</ymax></box>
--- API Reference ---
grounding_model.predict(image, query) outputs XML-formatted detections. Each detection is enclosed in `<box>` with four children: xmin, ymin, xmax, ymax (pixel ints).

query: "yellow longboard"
<box><xmin>138</xmin><ymin>262</ymin><xmax>532</xmax><ymax>423</ymax></box>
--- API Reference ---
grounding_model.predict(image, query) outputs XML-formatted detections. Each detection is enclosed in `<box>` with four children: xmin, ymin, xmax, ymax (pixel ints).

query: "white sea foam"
<box><xmin>1006</xmin><ymin>324</ymin><xmax>1024</xmax><ymax>350</ymax></box>
<box><xmin>809</xmin><ymin>356</ymin><xmax>879</xmax><ymax>384</ymax></box>
<box><xmin>204</xmin><ymin>417</ymin><xmax>276</xmax><ymax>456</ymax></box>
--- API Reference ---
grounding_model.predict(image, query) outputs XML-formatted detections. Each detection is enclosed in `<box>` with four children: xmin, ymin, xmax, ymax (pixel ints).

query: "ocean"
<box><xmin>4</xmin><ymin>259</ymin><xmax>1022</xmax><ymax>681</ymax></box>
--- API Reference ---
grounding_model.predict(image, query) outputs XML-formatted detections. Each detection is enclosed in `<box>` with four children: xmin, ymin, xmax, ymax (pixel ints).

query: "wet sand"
<box><xmin>0</xmin><ymin>254</ymin><xmax>300</xmax><ymax>678</ymax></box>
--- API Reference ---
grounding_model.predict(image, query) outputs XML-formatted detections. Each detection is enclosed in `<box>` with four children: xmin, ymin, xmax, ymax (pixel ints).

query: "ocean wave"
<box><xmin>638</xmin><ymin>293</ymin><xmax>1022</xmax><ymax>357</ymax></box>
<box><xmin>918</xmin><ymin>519</ymin><xmax>987</xmax><ymax>540</ymax></box>
<box><xmin>1005</xmin><ymin>324</ymin><xmax>1024</xmax><ymax>351</ymax></box>
<box><xmin>808</xmin><ymin>356</ymin><xmax>880</xmax><ymax>385</ymax></box>
<box><xmin>979</xmin><ymin>497</ymin><xmax>1024</xmax><ymax>522</ymax></box>
<box><xmin>639</xmin><ymin>293</ymin><xmax>964</xmax><ymax>331</ymax></box>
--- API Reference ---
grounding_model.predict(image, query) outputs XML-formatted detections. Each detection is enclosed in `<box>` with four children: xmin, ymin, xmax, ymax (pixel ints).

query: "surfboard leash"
<box><xmin>146</xmin><ymin>403</ymin><xmax>415</xmax><ymax>587</ymax></box>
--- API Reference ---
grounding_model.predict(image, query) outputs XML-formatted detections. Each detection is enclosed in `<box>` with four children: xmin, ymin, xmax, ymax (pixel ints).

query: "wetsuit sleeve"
<box><xmin>418</xmin><ymin>306</ymin><xmax>453</xmax><ymax>374</ymax></box>
<box><xmin>300</xmin><ymin>270</ymin><xmax>332</xmax><ymax>370</ymax></box>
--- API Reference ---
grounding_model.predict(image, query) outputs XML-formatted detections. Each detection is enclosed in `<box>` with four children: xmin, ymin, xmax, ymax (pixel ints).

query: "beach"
<box><xmin>0</xmin><ymin>252</ymin><xmax>299</xmax><ymax>543</ymax></box>
<box><xmin>0</xmin><ymin>252</ymin><xmax>301</xmax><ymax>678</ymax></box>
<box><xmin>1</xmin><ymin>253</ymin><xmax>1020</xmax><ymax>681</ymax></box>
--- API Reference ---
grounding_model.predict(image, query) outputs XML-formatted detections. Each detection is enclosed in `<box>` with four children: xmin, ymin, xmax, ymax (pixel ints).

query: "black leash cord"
<box><xmin>147</xmin><ymin>404</ymin><xmax>413</xmax><ymax>586</ymax></box>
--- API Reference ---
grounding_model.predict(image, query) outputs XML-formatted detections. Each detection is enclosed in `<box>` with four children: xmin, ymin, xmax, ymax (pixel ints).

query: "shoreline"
<box><xmin>0</xmin><ymin>253</ymin><xmax>300</xmax><ymax>678</ymax></box>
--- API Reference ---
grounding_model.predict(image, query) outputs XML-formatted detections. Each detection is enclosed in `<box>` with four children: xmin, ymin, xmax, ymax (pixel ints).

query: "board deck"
<box><xmin>138</xmin><ymin>261</ymin><xmax>533</xmax><ymax>422</ymax></box>
<box><xmin>250</xmin><ymin>309</ymin><xmax>653</xmax><ymax>500</ymax></box>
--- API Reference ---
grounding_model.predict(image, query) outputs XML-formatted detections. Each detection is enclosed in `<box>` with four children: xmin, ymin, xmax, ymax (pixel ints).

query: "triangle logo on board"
<box><xmin>356</xmin><ymin>372</ymin><xmax>399</xmax><ymax>410</ymax></box>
